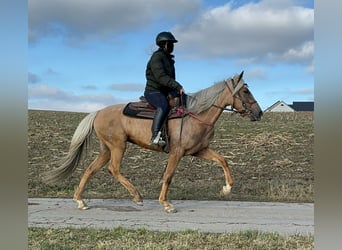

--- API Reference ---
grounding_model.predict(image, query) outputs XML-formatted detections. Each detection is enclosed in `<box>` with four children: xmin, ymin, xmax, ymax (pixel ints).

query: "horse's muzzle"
<box><xmin>250</xmin><ymin>110</ymin><xmax>263</xmax><ymax>121</ymax></box>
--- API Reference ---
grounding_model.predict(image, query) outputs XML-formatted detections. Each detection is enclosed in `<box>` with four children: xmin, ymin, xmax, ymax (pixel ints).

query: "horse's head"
<box><xmin>227</xmin><ymin>71</ymin><xmax>263</xmax><ymax>121</ymax></box>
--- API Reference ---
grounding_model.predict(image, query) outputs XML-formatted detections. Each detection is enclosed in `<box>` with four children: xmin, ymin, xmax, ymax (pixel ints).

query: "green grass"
<box><xmin>28</xmin><ymin>227</ymin><xmax>313</xmax><ymax>250</ymax></box>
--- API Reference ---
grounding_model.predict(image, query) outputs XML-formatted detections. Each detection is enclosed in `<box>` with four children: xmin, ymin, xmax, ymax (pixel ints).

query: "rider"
<box><xmin>144</xmin><ymin>31</ymin><xmax>185</xmax><ymax>146</ymax></box>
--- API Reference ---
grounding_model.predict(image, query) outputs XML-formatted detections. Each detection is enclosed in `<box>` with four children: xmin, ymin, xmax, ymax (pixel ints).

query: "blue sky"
<box><xmin>28</xmin><ymin>0</ymin><xmax>314</xmax><ymax>112</ymax></box>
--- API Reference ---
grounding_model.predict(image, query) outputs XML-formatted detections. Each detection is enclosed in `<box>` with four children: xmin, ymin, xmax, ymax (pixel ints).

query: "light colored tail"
<box><xmin>42</xmin><ymin>111</ymin><xmax>98</xmax><ymax>184</ymax></box>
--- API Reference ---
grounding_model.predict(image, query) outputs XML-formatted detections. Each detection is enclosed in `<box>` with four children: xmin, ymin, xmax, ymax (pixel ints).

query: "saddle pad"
<box><xmin>122</xmin><ymin>101</ymin><xmax>186</xmax><ymax>120</ymax></box>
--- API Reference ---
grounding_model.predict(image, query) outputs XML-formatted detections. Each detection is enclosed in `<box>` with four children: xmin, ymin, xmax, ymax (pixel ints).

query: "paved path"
<box><xmin>28</xmin><ymin>198</ymin><xmax>313</xmax><ymax>235</ymax></box>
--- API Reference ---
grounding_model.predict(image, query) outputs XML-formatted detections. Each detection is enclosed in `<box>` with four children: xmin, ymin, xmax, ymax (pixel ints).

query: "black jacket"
<box><xmin>145</xmin><ymin>48</ymin><xmax>183</xmax><ymax>95</ymax></box>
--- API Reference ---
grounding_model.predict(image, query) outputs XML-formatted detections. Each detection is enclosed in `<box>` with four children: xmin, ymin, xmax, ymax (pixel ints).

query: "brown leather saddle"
<box><xmin>122</xmin><ymin>96</ymin><xmax>186</xmax><ymax>120</ymax></box>
<box><xmin>122</xmin><ymin>96</ymin><xmax>187</xmax><ymax>153</ymax></box>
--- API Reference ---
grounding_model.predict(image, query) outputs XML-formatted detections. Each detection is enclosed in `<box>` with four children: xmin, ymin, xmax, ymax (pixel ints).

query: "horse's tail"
<box><xmin>42</xmin><ymin>111</ymin><xmax>98</xmax><ymax>184</ymax></box>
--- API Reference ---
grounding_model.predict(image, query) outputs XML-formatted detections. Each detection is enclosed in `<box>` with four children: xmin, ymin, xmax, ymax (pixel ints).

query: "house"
<box><xmin>264</xmin><ymin>101</ymin><xmax>295</xmax><ymax>112</ymax></box>
<box><xmin>264</xmin><ymin>101</ymin><xmax>314</xmax><ymax>112</ymax></box>
<box><xmin>289</xmin><ymin>101</ymin><xmax>314</xmax><ymax>111</ymax></box>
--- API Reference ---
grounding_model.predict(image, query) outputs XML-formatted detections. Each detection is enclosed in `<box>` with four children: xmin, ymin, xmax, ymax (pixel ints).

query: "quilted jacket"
<box><xmin>145</xmin><ymin>48</ymin><xmax>183</xmax><ymax>95</ymax></box>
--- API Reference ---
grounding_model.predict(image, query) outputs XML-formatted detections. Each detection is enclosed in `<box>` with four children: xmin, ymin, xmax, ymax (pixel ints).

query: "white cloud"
<box><xmin>29</xmin><ymin>100</ymin><xmax>107</xmax><ymax>113</ymax></box>
<box><xmin>245</xmin><ymin>68</ymin><xmax>267</xmax><ymax>80</ymax></box>
<box><xmin>306</xmin><ymin>62</ymin><xmax>314</xmax><ymax>74</ymax></box>
<box><xmin>293</xmin><ymin>88</ymin><xmax>314</xmax><ymax>95</ymax></box>
<box><xmin>29</xmin><ymin>0</ymin><xmax>313</xmax><ymax>64</ymax></box>
<box><xmin>173</xmin><ymin>0</ymin><xmax>313</xmax><ymax>64</ymax></box>
<box><xmin>28</xmin><ymin>0</ymin><xmax>201</xmax><ymax>44</ymax></box>
<box><xmin>28</xmin><ymin>84</ymin><xmax>129</xmax><ymax>112</ymax></box>
<box><xmin>270</xmin><ymin>41</ymin><xmax>314</xmax><ymax>62</ymax></box>
<box><xmin>109</xmin><ymin>83</ymin><xmax>145</xmax><ymax>91</ymax></box>
<box><xmin>29</xmin><ymin>84</ymin><xmax>63</xmax><ymax>98</ymax></box>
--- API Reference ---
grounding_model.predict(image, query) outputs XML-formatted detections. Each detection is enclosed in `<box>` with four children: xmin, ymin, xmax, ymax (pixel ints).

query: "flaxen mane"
<box><xmin>186</xmin><ymin>81</ymin><xmax>227</xmax><ymax>114</ymax></box>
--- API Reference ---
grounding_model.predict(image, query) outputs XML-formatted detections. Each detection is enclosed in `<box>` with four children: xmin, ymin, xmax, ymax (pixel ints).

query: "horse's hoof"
<box><xmin>165</xmin><ymin>206</ymin><xmax>177</xmax><ymax>213</ymax></box>
<box><xmin>221</xmin><ymin>184</ymin><xmax>232</xmax><ymax>195</ymax></box>
<box><xmin>74</xmin><ymin>199</ymin><xmax>89</xmax><ymax>210</ymax></box>
<box><xmin>133</xmin><ymin>197</ymin><xmax>144</xmax><ymax>206</ymax></box>
<box><xmin>135</xmin><ymin>201</ymin><xmax>144</xmax><ymax>206</ymax></box>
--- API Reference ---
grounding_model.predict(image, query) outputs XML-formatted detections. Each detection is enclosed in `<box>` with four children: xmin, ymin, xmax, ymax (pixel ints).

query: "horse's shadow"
<box><xmin>91</xmin><ymin>205</ymin><xmax>141</xmax><ymax>212</ymax></box>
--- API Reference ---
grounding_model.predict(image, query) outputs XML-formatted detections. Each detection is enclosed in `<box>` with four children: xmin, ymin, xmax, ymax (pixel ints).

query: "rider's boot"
<box><xmin>150</xmin><ymin>107</ymin><xmax>167</xmax><ymax>146</ymax></box>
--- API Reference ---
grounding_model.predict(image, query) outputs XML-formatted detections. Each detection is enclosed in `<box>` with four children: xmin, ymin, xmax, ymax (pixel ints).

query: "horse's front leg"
<box><xmin>194</xmin><ymin>147</ymin><xmax>234</xmax><ymax>195</ymax></box>
<box><xmin>159</xmin><ymin>150</ymin><xmax>183</xmax><ymax>213</ymax></box>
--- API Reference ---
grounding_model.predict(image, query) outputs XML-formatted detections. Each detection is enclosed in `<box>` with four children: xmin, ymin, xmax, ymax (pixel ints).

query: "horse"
<box><xmin>43</xmin><ymin>71</ymin><xmax>263</xmax><ymax>213</ymax></box>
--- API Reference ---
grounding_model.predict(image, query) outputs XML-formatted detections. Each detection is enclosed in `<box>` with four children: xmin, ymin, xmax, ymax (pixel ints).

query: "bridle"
<box><xmin>185</xmin><ymin>77</ymin><xmax>258</xmax><ymax>127</ymax></box>
<box><xmin>213</xmin><ymin>78</ymin><xmax>257</xmax><ymax>115</ymax></box>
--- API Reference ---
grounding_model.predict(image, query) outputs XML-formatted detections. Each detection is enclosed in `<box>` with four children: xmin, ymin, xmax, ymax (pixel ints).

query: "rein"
<box><xmin>183</xmin><ymin>80</ymin><xmax>237</xmax><ymax>127</ymax></box>
<box><xmin>179</xmin><ymin>77</ymin><xmax>257</xmax><ymax>128</ymax></box>
<box><xmin>212</xmin><ymin>104</ymin><xmax>238</xmax><ymax>113</ymax></box>
<box><xmin>208</xmin><ymin>79</ymin><xmax>242</xmax><ymax>114</ymax></box>
<box><xmin>187</xmin><ymin>112</ymin><xmax>214</xmax><ymax>126</ymax></box>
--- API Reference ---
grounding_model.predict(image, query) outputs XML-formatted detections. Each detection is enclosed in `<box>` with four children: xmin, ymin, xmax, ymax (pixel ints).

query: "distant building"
<box><xmin>289</xmin><ymin>101</ymin><xmax>314</xmax><ymax>111</ymax></box>
<box><xmin>264</xmin><ymin>101</ymin><xmax>295</xmax><ymax>112</ymax></box>
<box><xmin>264</xmin><ymin>101</ymin><xmax>314</xmax><ymax>112</ymax></box>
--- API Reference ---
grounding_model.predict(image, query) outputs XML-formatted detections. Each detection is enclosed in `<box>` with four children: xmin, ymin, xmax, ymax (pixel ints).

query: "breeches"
<box><xmin>144</xmin><ymin>90</ymin><xmax>170</xmax><ymax>114</ymax></box>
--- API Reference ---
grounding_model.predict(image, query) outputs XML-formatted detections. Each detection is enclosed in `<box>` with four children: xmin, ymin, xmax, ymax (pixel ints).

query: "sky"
<box><xmin>28</xmin><ymin>0</ymin><xmax>314</xmax><ymax>112</ymax></box>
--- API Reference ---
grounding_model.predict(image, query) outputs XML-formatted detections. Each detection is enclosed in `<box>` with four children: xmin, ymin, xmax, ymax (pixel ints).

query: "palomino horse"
<box><xmin>43</xmin><ymin>71</ymin><xmax>263</xmax><ymax>213</ymax></box>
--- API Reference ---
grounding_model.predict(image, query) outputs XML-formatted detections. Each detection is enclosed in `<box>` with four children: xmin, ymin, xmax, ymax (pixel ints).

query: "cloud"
<box><xmin>28</xmin><ymin>0</ymin><xmax>201</xmax><ymax>44</ymax></box>
<box><xmin>45</xmin><ymin>68</ymin><xmax>60</xmax><ymax>76</ymax></box>
<box><xmin>28</xmin><ymin>84</ymin><xmax>129</xmax><ymax>112</ymax></box>
<box><xmin>29</xmin><ymin>0</ymin><xmax>313</xmax><ymax>64</ymax></box>
<box><xmin>109</xmin><ymin>83</ymin><xmax>145</xmax><ymax>92</ymax></box>
<box><xmin>264</xmin><ymin>86</ymin><xmax>314</xmax><ymax>105</ymax></box>
<box><xmin>306</xmin><ymin>62</ymin><xmax>314</xmax><ymax>74</ymax></box>
<box><xmin>29</xmin><ymin>100</ymin><xmax>107</xmax><ymax>113</ymax></box>
<box><xmin>173</xmin><ymin>0</ymin><xmax>313</xmax><ymax>64</ymax></box>
<box><xmin>293</xmin><ymin>88</ymin><xmax>314</xmax><ymax>95</ymax></box>
<box><xmin>82</xmin><ymin>85</ymin><xmax>98</xmax><ymax>90</ymax></box>
<box><xmin>29</xmin><ymin>84</ymin><xmax>70</xmax><ymax>100</ymax></box>
<box><xmin>245</xmin><ymin>68</ymin><xmax>267</xmax><ymax>80</ymax></box>
<box><xmin>28</xmin><ymin>72</ymin><xmax>41</xmax><ymax>84</ymax></box>
<box><xmin>269</xmin><ymin>41</ymin><xmax>313</xmax><ymax>62</ymax></box>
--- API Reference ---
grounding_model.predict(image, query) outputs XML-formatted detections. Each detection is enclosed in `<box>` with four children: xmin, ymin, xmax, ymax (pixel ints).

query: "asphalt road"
<box><xmin>28</xmin><ymin>198</ymin><xmax>313</xmax><ymax>235</ymax></box>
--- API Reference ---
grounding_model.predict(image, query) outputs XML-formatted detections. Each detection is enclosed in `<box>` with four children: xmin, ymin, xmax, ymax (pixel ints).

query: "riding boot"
<box><xmin>150</xmin><ymin>107</ymin><xmax>167</xmax><ymax>146</ymax></box>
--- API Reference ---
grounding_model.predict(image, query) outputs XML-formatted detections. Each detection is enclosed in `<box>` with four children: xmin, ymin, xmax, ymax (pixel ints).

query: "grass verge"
<box><xmin>29</xmin><ymin>227</ymin><xmax>313</xmax><ymax>250</ymax></box>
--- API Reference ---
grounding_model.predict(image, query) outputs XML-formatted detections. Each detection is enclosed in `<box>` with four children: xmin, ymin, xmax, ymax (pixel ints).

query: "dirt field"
<box><xmin>28</xmin><ymin>110</ymin><xmax>314</xmax><ymax>203</ymax></box>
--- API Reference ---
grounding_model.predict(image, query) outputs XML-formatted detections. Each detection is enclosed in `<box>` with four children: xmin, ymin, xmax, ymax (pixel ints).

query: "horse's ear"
<box><xmin>238</xmin><ymin>71</ymin><xmax>244</xmax><ymax>82</ymax></box>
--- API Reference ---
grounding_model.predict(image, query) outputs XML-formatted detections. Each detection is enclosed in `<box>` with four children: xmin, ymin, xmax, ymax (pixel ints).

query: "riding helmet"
<box><xmin>156</xmin><ymin>31</ymin><xmax>178</xmax><ymax>46</ymax></box>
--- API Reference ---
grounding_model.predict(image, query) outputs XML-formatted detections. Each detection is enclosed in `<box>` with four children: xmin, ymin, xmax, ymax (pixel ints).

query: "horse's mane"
<box><xmin>186</xmin><ymin>80</ymin><xmax>227</xmax><ymax>114</ymax></box>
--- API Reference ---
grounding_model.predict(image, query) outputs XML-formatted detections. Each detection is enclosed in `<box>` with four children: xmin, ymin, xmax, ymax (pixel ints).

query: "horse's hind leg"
<box><xmin>73</xmin><ymin>142</ymin><xmax>110</xmax><ymax>210</ymax></box>
<box><xmin>108</xmin><ymin>144</ymin><xmax>143</xmax><ymax>205</ymax></box>
<box><xmin>193</xmin><ymin>147</ymin><xmax>234</xmax><ymax>195</ymax></box>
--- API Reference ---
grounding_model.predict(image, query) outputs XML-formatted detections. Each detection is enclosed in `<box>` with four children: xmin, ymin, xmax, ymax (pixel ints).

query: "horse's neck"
<box><xmin>195</xmin><ymin>93</ymin><xmax>228</xmax><ymax>126</ymax></box>
<box><xmin>198</xmin><ymin>102</ymin><xmax>224</xmax><ymax>125</ymax></box>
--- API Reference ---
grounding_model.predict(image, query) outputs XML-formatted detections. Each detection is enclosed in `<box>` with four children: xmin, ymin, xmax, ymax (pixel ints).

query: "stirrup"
<box><xmin>151</xmin><ymin>131</ymin><xmax>166</xmax><ymax>146</ymax></box>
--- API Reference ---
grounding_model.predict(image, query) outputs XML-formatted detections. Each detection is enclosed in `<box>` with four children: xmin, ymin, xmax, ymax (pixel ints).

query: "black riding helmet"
<box><xmin>156</xmin><ymin>31</ymin><xmax>178</xmax><ymax>47</ymax></box>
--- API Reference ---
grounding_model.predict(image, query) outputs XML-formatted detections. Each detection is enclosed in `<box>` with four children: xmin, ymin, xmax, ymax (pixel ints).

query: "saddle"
<box><xmin>122</xmin><ymin>96</ymin><xmax>187</xmax><ymax>153</ymax></box>
<box><xmin>122</xmin><ymin>96</ymin><xmax>185</xmax><ymax>120</ymax></box>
